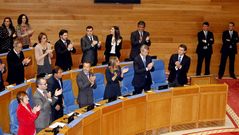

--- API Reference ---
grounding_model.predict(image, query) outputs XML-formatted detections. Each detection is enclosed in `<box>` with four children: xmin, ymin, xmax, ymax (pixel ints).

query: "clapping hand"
<box><xmin>22</xmin><ymin>57</ymin><xmax>31</xmax><ymax>65</ymax></box>
<box><xmin>47</xmin><ymin>91</ymin><xmax>52</xmax><ymax>98</ymax></box>
<box><xmin>92</xmin><ymin>40</ymin><xmax>98</xmax><ymax>46</ymax></box>
<box><xmin>0</xmin><ymin>63</ymin><xmax>5</xmax><ymax>72</ymax></box>
<box><xmin>54</xmin><ymin>89</ymin><xmax>62</xmax><ymax>97</ymax></box>
<box><xmin>46</xmin><ymin>49</ymin><xmax>53</xmax><ymax>54</ymax></box>
<box><xmin>147</xmin><ymin>62</ymin><xmax>154</xmax><ymax>70</ymax></box>
<box><xmin>122</xmin><ymin>68</ymin><xmax>129</xmax><ymax>74</ymax></box>
<box><xmin>68</xmin><ymin>43</ymin><xmax>74</xmax><ymax>50</ymax></box>
<box><xmin>97</xmin><ymin>41</ymin><xmax>101</xmax><ymax>47</ymax></box>
<box><xmin>175</xmin><ymin>61</ymin><xmax>181</xmax><ymax>68</ymax></box>
<box><xmin>116</xmin><ymin>39</ymin><xmax>121</xmax><ymax>45</ymax></box>
<box><xmin>32</xmin><ymin>104</ymin><xmax>41</xmax><ymax>114</ymax></box>
<box><xmin>89</xmin><ymin>75</ymin><xmax>96</xmax><ymax>83</ymax></box>
<box><xmin>146</xmin><ymin>36</ymin><xmax>150</xmax><ymax>41</ymax></box>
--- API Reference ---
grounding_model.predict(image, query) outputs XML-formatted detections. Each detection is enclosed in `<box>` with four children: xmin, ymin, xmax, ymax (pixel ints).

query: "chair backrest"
<box><xmin>121</xmin><ymin>65</ymin><xmax>134</xmax><ymax>95</ymax></box>
<box><xmin>63</xmin><ymin>79</ymin><xmax>75</xmax><ymax>107</ymax></box>
<box><xmin>151</xmin><ymin>60</ymin><xmax>166</xmax><ymax>83</ymax></box>
<box><xmin>93</xmin><ymin>73</ymin><xmax>105</xmax><ymax>103</ymax></box>
<box><xmin>26</xmin><ymin>87</ymin><xmax>34</xmax><ymax>107</ymax></box>
<box><xmin>9</xmin><ymin>99</ymin><xmax>18</xmax><ymax>134</ymax></box>
<box><xmin>0</xmin><ymin>127</ymin><xmax>3</xmax><ymax>135</ymax></box>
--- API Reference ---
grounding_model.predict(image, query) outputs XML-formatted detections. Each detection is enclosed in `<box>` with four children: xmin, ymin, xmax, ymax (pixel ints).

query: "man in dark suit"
<box><xmin>77</xmin><ymin>61</ymin><xmax>97</xmax><ymax>108</ymax></box>
<box><xmin>34</xmin><ymin>77</ymin><xmax>62</xmax><ymax>133</ymax></box>
<box><xmin>168</xmin><ymin>44</ymin><xmax>191</xmax><ymax>87</ymax></box>
<box><xmin>81</xmin><ymin>26</ymin><xmax>101</xmax><ymax>66</ymax></box>
<box><xmin>130</xmin><ymin>21</ymin><xmax>151</xmax><ymax>61</ymax></box>
<box><xmin>196</xmin><ymin>22</ymin><xmax>214</xmax><ymax>76</ymax></box>
<box><xmin>55</xmin><ymin>29</ymin><xmax>76</xmax><ymax>71</ymax></box>
<box><xmin>218</xmin><ymin>22</ymin><xmax>239</xmax><ymax>79</ymax></box>
<box><xmin>47</xmin><ymin>67</ymin><xmax>64</xmax><ymax>122</ymax></box>
<box><xmin>132</xmin><ymin>45</ymin><xmax>154</xmax><ymax>95</ymax></box>
<box><xmin>7</xmin><ymin>40</ymin><xmax>31</xmax><ymax>85</ymax></box>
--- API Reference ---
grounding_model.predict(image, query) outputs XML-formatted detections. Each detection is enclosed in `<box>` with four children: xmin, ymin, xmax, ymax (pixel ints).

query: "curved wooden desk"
<box><xmin>38</xmin><ymin>84</ymin><xmax>227</xmax><ymax>135</ymax></box>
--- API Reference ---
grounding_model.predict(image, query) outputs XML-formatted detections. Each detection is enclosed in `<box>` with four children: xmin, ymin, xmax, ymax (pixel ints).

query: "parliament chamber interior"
<box><xmin>0</xmin><ymin>0</ymin><xmax>239</xmax><ymax>134</ymax></box>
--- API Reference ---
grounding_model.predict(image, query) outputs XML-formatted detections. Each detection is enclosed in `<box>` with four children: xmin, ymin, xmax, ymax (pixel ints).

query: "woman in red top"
<box><xmin>16</xmin><ymin>91</ymin><xmax>40</xmax><ymax>135</ymax></box>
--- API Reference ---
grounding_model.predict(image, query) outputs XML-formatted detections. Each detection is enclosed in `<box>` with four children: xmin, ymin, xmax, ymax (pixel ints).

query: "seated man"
<box><xmin>168</xmin><ymin>44</ymin><xmax>191</xmax><ymax>87</ymax></box>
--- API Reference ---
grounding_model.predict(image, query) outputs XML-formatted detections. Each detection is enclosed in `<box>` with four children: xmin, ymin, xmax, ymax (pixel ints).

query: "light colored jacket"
<box><xmin>34</xmin><ymin>43</ymin><xmax>52</xmax><ymax>65</ymax></box>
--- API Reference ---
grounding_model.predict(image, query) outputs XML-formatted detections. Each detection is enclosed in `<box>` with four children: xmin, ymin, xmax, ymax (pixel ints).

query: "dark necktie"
<box><xmin>43</xmin><ymin>91</ymin><xmax>48</xmax><ymax>99</ymax></box>
<box><xmin>178</xmin><ymin>56</ymin><xmax>182</xmax><ymax>63</ymax></box>
<box><xmin>143</xmin><ymin>57</ymin><xmax>146</xmax><ymax>67</ymax></box>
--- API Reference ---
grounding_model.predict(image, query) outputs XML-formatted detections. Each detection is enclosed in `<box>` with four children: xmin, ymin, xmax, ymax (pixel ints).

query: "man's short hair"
<box><xmin>52</xmin><ymin>66</ymin><xmax>62</xmax><ymax>75</ymax></box>
<box><xmin>59</xmin><ymin>29</ymin><xmax>68</xmax><ymax>37</ymax></box>
<box><xmin>36</xmin><ymin>77</ymin><xmax>44</xmax><ymax>87</ymax></box>
<box><xmin>13</xmin><ymin>39</ymin><xmax>22</xmax><ymax>47</ymax></box>
<box><xmin>229</xmin><ymin>22</ymin><xmax>235</xmax><ymax>26</ymax></box>
<box><xmin>137</xmin><ymin>21</ymin><xmax>146</xmax><ymax>27</ymax></box>
<box><xmin>83</xmin><ymin>61</ymin><xmax>91</xmax><ymax>66</ymax></box>
<box><xmin>140</xmin><ymin>45</ymin><xmax>149</xmax><ymax>52</ymax></box>
<box><xmin>202</xmin><ymin>21</ymin><xmax>209</xmax><ymax>26</ymax></box>
<box><xmin>86</xmin><ymin>25</ymin><xmax>93</xmax><ymax>30</ymax></box>
<box><xmin>179</xmin><ymin>44</ymin><xmax>187</xmax><ymax>51</ymax></box>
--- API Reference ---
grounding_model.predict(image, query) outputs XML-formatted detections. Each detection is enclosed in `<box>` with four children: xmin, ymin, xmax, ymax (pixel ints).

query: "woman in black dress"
<box><xmin>104</xmin><ymin>26</ymin><xmax>122</xmax><ymax>64</ymax></box>
<box><xmin>0</xmin><ymin>17</ymin><xmax>16</xmax><ymax>53</ymax></box>
<box><xmin>103</xmin><ymin>56</ymin><xmax>128</xmax><ymax>102</ymax></box>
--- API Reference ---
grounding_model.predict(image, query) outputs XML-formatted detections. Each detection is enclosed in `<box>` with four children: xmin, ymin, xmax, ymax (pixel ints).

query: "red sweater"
<box><xmin>17</xmin><ymin>103</ymin><xmax>40</xmax><ymax>135</ymax></box>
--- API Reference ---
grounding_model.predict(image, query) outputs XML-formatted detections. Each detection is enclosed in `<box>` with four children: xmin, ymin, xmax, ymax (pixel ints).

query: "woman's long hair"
<box><xmin>108</xmin><ymin>56</ymin><xmax>119</xmax><ymax>73</ymax></box>
<box><xmin>2</xmin><ymin>17</ymin><xmax>15</xmax><ymax>32</ymax></box>
<box><xmin>113</xmin><ymin>26</ymin><xmax>121</xmax><ymax>41</ymax></box>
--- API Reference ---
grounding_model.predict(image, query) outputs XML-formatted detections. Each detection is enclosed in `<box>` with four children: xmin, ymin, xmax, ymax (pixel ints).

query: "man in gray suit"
<box><xmin>33</xmin><ymin>77</ymin><xmax>62</xmax><ymax>133</ymax></box>
<box><xmin>81</xmin><ymin>26</ymin><xmax>101</xmax><ymax>66</ymax></box>
<box><xmin>77</xmin><ymin>62</ymin><xmax>97</xmax><ymax>108</ymax></box>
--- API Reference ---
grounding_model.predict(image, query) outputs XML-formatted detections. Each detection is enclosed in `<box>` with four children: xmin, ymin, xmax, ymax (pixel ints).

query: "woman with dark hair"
<box><xmin>16</xmin><ymin>14</ymin><xmax>34</xmax><ymax>49</ymax></box>
<box><xmin>0</xmin><ymin>17</ymin><xmax>16</xmax><ymax>53</ymax></box>
<box><xmin>35</xmin><ymin>32</ymin><xmax>53</xmax><ymax>75</ymax></box>
<box><xmin>16</xmin><ymin>91</ymin><xmax>40</xmax><ymax>135</ymax></box>
<box><xmin>104</xmin><ymin>26</ymin><xmax>122</xmax><ymax>64</ymax></box>
<box><xmin>103</xmin><ymin>56</ymin><xmax>128</xmax><ymax>102</ymax></box>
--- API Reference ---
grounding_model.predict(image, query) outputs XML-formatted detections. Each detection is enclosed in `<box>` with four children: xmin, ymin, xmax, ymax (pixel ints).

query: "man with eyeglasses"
<box><xmin>7</xmin><ymin>39</ymin><xmax>31</xmax><ymax>85</ymax></box>
<box><xmin>33</xmin><ymin>77</ymin><xmax>62</xmax><ymax>133</ymax></box>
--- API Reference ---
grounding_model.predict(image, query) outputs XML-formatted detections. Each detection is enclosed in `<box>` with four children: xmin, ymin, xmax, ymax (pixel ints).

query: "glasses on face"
<box><xmin>40</xmin><ymin>83</ymin><xmax>47</xmax><ymax>86</ymax></box>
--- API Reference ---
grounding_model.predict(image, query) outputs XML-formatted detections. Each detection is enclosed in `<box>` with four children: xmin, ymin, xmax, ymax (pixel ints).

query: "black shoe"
<box><xmin>231</xmin><ymin>75</ymin><xmax>237</xmax><ymax>79</ymax></box>
<box><xmin>218</xmin><ymin>76</ymin><xmax>222</xmax><ymax>79</ymax></box>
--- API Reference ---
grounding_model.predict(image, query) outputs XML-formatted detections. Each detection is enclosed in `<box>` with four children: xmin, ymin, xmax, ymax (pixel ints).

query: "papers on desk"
<box><xmin>95</xmin><ymin>103</ymin><xmax>101</xmax><ymax>106</ymax></box>
<box><xmin>67</xmin><ymin>112</ymin><xmax>81</xmax><ymax>117</ymax></box>
<box><xmin>49</xmin><ymin>122</ymin><xmax>66</xmax><ymax>129</ymax></box>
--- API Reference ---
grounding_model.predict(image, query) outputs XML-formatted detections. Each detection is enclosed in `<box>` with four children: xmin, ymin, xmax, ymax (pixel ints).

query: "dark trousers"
<box><xmin>218</xmin><ymin>52</ymin><xmax>236</xmax><ymax>78</ymax></box>
<box><xmin>107</xmin><ymin>96</ymin><xmax>117</xmax><ymax>103</ymax></box>
<box><xmin>51</xmin><ymin>107</ymin><xmax>63</xmax><ymax>122</ymax></box>
<box><xmin>196</xmin><ymin>53</ymin><xmax>211</xmax><ymax>75</ymax></box>
<box><xmin>133</xmin><ymin>83</ymin><xmax>151</xmax><ymax>95</ymax></box>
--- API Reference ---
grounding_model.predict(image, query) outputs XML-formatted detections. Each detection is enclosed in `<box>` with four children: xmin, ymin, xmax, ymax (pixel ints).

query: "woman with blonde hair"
<box><xmin>103</xmin><ymin>56</ymin><xmax>128</xmax><ymax>102</ymax></box>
